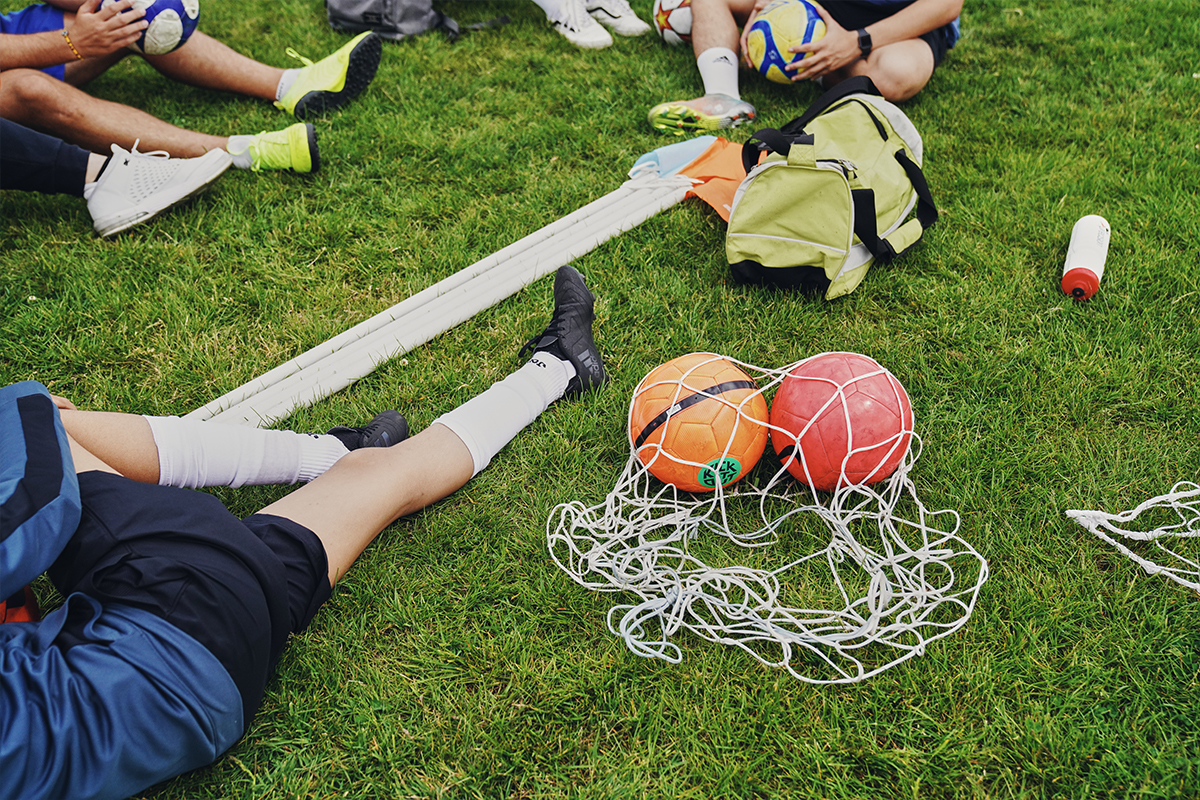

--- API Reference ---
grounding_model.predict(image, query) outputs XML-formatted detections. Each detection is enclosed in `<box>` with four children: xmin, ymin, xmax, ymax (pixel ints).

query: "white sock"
<box><xmin>697</xmin><ymin>47</ymin><xmax>741</xmax><ymax>98</ymax></box>
<box><xmin>276</xmin><ymin>68</ymin><xmax>300</xmax><ymax>102</ymax></box>
<box><xmin>434</xmin><ymin>354</ymin><xmax>575</xmax><ymax>477</ymax></box>
<box><xmin>144</xmin><ymin>415</ymin><xmax>350</xmax><ymax>488</ymax></box>
<box><xmin>226</xmin><ymin>135</ymin><xmax>254</xmax><ymax>170</ymax></box>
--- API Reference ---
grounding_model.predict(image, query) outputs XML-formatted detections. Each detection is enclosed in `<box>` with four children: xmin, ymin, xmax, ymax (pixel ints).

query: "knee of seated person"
<box><xmin>0</xmin><ymin>68</ymin><xmax>49</xmax><ymax>107</ymax></box>
<box><xmin>871</xmin><ymin>71</ymin><xmax>925</xmax><ymax>102</ymax></box>
<box><xmin>869</xmin><ymin>44</ymin><xmax>934</xmax><ymax>102</ymax></box>
<box><xmin>0</xmin><ymin>69</ymin><xmax>77</xmax><ymax>116</ymax></box>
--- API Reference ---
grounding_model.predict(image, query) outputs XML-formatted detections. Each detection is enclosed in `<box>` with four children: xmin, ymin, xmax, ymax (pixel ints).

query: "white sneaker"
<box><xmin>586</xmin><ymin>0</ymin><xmax>651</xmax><ymax>36</ymax></box>
<box><xmin>545</xmin><ymin>0</ymin><xmax>614</xmax><ymax>48</ymax></box>
<box><xmin>84</xmin><ymin>144</ymin><xmax>233</xmax><ymax>238</ymax></box>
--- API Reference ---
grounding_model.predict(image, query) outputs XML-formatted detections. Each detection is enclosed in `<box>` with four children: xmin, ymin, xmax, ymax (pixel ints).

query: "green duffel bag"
<box><xmin>726</xmin><ymin>76</ymin><xmax>938</xmax><ymax>300</ymax></box>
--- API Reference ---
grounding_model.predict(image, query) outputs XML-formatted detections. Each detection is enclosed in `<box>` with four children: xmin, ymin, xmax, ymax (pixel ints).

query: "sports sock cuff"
<box><xmin>276</xmin><ymin>68</ymin><xmax>300</xmax><ymax>102</ymax></box>
<box><xmin>227</xmin><ymin>136</ymin><xmax>253</xmax><ymax>170</ymax></box>
<box><xmin>697</xmin><ymin>47</ymin><xmax>741</xmax><ymax>99</ymax></box>
<box><xmin>296</xmin><ymin>434</ymin><xmax>351</xmax><ymax>482</ymax></box>
<box><xmin>432</xmin><ymin>414</ymin><xmax>491</xmax><ymax>477</ymax></box>
<box><xmin>431</xmin><ymin>357</ymin><xmax>571</xmax><ymax>477</ymax></box>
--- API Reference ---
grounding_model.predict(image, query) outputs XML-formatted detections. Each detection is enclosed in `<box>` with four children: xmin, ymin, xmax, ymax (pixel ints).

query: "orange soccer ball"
<box><xmin>629</xmin><ymin>353</ymin><xmax>770</xmax><ymax>492</ymax></box>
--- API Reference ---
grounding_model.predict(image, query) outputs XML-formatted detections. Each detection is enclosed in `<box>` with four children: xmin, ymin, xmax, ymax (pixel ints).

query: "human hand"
<box><xmin>739</xmin><ymin>0</ymin><xmax>772</xmax><ymax>68</ymax></box>
<box><xmin>65</xmin><ymin>0</ymin><xmax>147</xmax><ymax>58</ymax></box>
<box><xmin>49</xmin><ymin>395</ymin><xmax>78</xmax><ymax>411</ymax></box>
<box><xmin>784</xmin><ymin>3</ymin><xmax>860</xmax><ymax>81</ymax></box>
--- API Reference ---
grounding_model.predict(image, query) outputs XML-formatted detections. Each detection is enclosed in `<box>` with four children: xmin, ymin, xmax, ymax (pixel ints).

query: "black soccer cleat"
<box><xmin>518</xmin><ymin>265</ymin><xmax>609</xmax><ymax>400</ymax></box>
<box><xmin>327</xmin><ymin>409</ymin><xmax>409</xmax><ymax>450</ymax></box>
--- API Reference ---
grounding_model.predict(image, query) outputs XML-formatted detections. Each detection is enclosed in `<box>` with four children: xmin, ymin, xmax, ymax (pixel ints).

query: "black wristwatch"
<box><xmin>857</xmin><ymin>28</ymin><xmax>873</xmax><ymax>59</ymax></box>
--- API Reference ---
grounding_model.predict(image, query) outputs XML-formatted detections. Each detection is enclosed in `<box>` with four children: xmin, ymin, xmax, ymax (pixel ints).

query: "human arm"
<box><xmin>0</xmin><ymin>0</ymin><xmax>146</xmax><ymax>70</ymax></box>
<box><xmin>737</xmin><ymin>0</ymin><xmax>771</xmax><ymax>67</ymax></box>
<box><xmin>786</xmin><ymin>0</ymin><xmax>961</xmax><ymax>81</ymax></box>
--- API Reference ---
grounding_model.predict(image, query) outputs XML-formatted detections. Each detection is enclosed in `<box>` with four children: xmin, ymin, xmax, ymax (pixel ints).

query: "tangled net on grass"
<box><xmin>1068</xmin><ymin>481</ymin><xmax>1200</xmax><ymax>594</ymax></box>
<box><xmin>546</xmin><ymin>354</ymin><xmax>989</xmax><ymax>685</ymax></box>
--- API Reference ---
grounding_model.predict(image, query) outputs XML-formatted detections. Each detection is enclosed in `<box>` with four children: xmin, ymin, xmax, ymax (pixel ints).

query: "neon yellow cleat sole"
<box><xmin>647</xmin><ymin>95</ymin><xmax>757</xmax><ymax>135</ymax></box>
<box><xmin>275</xmin><ymin>32</ymin><xmax>383</xmax><ymax>120</ymax></box>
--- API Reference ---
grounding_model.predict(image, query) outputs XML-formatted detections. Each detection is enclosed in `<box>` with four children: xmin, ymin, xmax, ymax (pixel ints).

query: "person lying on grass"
<box><xmin>0</xmin><ymin>265</ymin><xmax>607</xmax><ymax>800</ymax></box>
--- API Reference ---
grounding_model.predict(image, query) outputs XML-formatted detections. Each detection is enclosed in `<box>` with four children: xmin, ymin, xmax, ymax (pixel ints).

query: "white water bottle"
<box><xmin>1061</xmin><ymin>215</ymin><xmax>1110</xmax><ymax>300</ymax></box>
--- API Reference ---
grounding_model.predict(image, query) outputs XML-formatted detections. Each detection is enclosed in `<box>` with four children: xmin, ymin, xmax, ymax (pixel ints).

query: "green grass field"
<box><xmin>3</xmin><ymin>0</ymin><xmax>1200</xmax><ymax>797</ymax></box>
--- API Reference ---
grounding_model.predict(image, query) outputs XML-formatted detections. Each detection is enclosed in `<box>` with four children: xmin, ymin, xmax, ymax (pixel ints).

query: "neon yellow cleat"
<box><xmin>647</xmin><ymin>93</ymin><xmax>757</xmax><ymax>136</ymax></box>
<box><xmin>242</xmin><ymin>123</ymin><xmax>320</xmax><ymax>173</ymax></box>
<box><xmin>274</xmin><ymin>31</ymin><xmax>383</xmax><ymax>120</ymax></box>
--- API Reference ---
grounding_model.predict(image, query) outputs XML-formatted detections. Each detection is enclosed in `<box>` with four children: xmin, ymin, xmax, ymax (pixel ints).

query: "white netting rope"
<box><xmin>1067</xmin><ymin>481</ymin><xmax>1200</xmax><ymax>593</ymax></box>
<box><xmin>547</xmin><ymin>354</ymin><xmax>989</xmax><ymax>684</ymax></box>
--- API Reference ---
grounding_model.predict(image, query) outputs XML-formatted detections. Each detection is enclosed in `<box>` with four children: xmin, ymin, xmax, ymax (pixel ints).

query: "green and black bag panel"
<box><xmin>726</xmin><ymin>76</ymin><xmax>938</xmax><ymax>298</ymax></box>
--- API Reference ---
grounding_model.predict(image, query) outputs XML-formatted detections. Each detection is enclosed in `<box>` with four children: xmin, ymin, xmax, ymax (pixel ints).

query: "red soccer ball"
<box><xmin>770</xmin><ymin>352</ymin><xmax>913</xmax><ymax>492</ymax></box>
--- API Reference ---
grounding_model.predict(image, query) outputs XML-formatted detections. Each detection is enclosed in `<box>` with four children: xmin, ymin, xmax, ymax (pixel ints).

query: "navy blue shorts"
<box><xmin>825</xmin><ymin>1</ymin><xmax>954</xmax><ymax>66</ymax></box>
<box><xmin>47</xmin><ymin>471</ymin><xmax>332</xmax><ymax>729</ymax></box>
<box><xmin>0</xmin><ymin>4</ymin><xmax>68</xmax><ymax>80</ymax></box>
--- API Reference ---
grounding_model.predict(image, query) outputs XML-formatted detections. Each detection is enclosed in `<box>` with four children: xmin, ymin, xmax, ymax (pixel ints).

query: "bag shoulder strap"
<box><xmin>780</xmin><ymin>75</ymin><xmax>882</xmax><ymax>136</ymax></box>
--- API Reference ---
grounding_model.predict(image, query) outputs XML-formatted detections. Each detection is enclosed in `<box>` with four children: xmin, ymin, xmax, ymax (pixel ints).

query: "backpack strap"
<box><xmin>895</xmin><ymin>150</ymin><xmax>938</xmax><ymax>229</ymax></box>
<box><xmin>849</xmin><ymin>151</ymin><xmax>939</xmax><ymax>264</ymax></box>
<box><xmin>741</xmin><ymin>128</ymin><xmax>814</xmax><ymax>173</ymax></box>
<box><xmin>780</xmin><ymin>75</ymin><xmax>882</xmax><ymax>136</ymax></box>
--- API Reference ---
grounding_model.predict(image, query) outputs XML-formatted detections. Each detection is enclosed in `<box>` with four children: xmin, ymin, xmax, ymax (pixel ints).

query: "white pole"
<box><xmin>191</xmin><ymin>174</ymin><xmax>693</xmax><ymax>426</ymax></box>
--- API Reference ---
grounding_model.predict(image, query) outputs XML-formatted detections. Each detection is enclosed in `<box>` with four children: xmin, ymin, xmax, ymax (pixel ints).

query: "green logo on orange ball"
<box><xmin>699</xmin><ymin>457</ymin><xmax>742</xmax><ymax>489</ymax></box>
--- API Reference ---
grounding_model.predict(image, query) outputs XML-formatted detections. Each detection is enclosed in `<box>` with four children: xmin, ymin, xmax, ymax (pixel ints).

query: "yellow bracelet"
<box><xmin>61</xmin><ymin>29</ymin><xmax>83</xmax><ymax>61</ymax></box>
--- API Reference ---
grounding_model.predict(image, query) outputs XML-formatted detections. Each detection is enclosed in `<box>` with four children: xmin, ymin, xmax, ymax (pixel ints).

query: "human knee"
<box><xmin>0</xmin><ymin>69</ymin><xmax>79</xmax><ymax>122</ymax></box>
<box><xmin>871</xmin><ymin>72</ymin><xmax>924</xmax><ymax>102</ymax></box>
<box><xmin>869</xmin><ymin>44</ymin><xmax>934</xmax><ymax>102</ymax></box>
<box><xmin>0</xmin><ymin>69</ymin><xmax>55</xmax><ymax>115</ymax></box>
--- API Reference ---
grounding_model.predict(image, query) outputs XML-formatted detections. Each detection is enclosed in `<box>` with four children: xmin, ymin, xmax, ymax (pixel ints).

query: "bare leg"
<box><xmin>0</xmin><ymin>68</ymin><xmax>228</xmax><ymax>156</ymax></box>
<box><xmin>65</xmin><ymin>431</ymin><xmax>124</xmax><ymax>477</ymax></box>
<box><xmin>690</xmin><ymin>0</ymin><xmax>749</xmax><ymax>57</ymax></box>
<box><xmin>58</xmin><ymin>409</ymin><xmax>161</xmax><ymax>483</ymax></box>
<box><xmin>823</xmin><ymin>39</ymin><xmax>935</xmax><ymax>101</ymax></box>
<box><xmin>63</xmin><ymin>49</ymin><xmax>129</xmax><ymax>87</ymax></box>
<box><xmin>257</xmin><ymin>423</ymin><xmax>475</xmax><ymax>585</ymax></box>
<box><xmin>142</xmin><ymin>31</ymin><xmax>283</xmax><ymax>102</ymax></box>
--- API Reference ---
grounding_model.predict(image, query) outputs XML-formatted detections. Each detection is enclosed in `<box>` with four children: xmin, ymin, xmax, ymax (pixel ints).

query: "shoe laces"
<box><xmin>556</xmin><ymin>0</ymin><xmax>594</xmax><ymax>31</ymax></box>
<box><xmin>285</xmin><ymin>47</ymin><xmax>316</xmax><ymax>68</ymax></box>
<box><xmin>118</xmin><ymin>139</ymin><xmax>172</xmax><ymax>161</ymax></box>
<box><xmin>244</xmin><ymin>130</ymin><xmax>285</xmax><ymax>172</ymax></box>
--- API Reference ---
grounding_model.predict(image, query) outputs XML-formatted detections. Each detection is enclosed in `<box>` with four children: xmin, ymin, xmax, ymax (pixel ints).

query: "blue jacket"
<box><xmin>0</xmin><ymin>382</ymin><xmax>243</xmax><ymax>800</ymax></box>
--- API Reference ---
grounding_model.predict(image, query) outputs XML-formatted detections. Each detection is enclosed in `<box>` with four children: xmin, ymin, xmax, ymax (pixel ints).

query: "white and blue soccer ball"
<box><xmin>101</xmin><ymin>0</ymin><xmax>200</xmax><ymax>55</ymax></box>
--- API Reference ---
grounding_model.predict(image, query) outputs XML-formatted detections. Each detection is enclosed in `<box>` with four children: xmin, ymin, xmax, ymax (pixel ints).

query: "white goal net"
<box><xmin>547</xmin><ymin>354</ymin><xmax>989</xmax><ymax>684</ymax></box>
<box><xmin>1067</xmin><ymin>481</ymin><xmax>1200</xmax><ymax>594</ymax></box>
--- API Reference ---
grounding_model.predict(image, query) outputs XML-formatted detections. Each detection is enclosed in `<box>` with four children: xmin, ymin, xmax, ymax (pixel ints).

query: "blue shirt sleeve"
<box><xmin>0</xmin><ymin>594</ymin><xmax>244</xmax><ymax>800</ymax></box>
<box><xmin>0</xmin><ymin>381</ymin><xmax>81</xmax><ymax>598</ymax></box>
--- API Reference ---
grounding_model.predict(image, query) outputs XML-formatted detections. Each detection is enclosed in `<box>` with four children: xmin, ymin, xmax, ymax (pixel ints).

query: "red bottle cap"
<box><xmin>1061</xmin><ymin>267</ymin><xmax>1100</xmax><ymax>301</ymax></box>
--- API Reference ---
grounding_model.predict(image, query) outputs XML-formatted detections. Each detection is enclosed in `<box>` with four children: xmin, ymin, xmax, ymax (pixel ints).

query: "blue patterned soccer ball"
<box><xmin>746</xmin><ymin>0</ymin><xmax>826</xmax><ymax>85</ymax></box>
<box><xmin>101</xmin><ymin>0</ymin><xmax>200</xmax><ymax>55</ymax></box>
